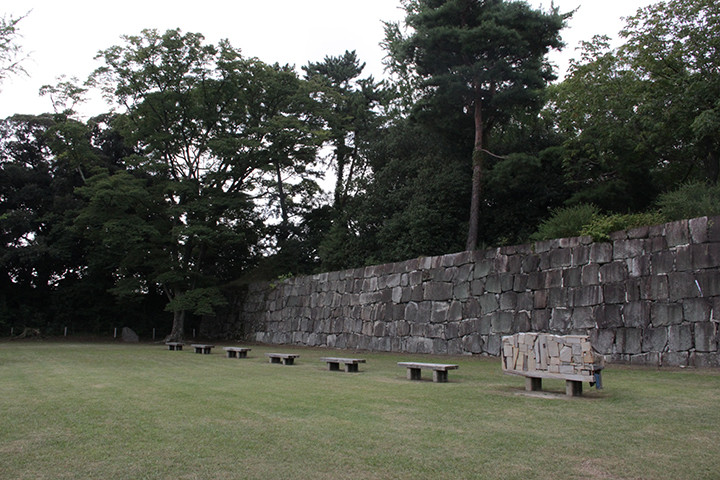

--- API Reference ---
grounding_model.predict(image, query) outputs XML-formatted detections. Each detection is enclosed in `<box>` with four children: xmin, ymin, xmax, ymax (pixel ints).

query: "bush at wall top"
<box><xmin>580</xmin><ymin>211</ymin><xmax>666</xmax><ymax>242</ymax></box>
<box><xmin>657</xmin><ymin>181</ymin><xmax>720</xmax><ymax>221</ymax></box>
<box><xmin>530</xmin><ymin>204</ymin><xmax>600</xmax><ymax>241</ymax></box>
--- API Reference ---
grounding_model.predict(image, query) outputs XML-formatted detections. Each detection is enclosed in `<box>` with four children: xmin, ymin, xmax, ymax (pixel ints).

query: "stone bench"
<box><xmin>502</xmin><ymin>333</ymin><xmax>604</xmax><ymax>397</ymax></box>
<box><xmin>320</xmin><ymin>357</ymin><xmax>366</xmax><ymax>373</ymax></box>
<box><xmin>265</xmin><ymin>353</ymin><xmax>300</xmax><ymax>365</ymax></box>
<box><xmin>165</xmin><ymin>342</ymin><xmax>184</xmax><ymax>351</ymax></box>
<box><xmin>397</xmin><ymin>362</ymin><xmax>459</xmax><ymax>383</ymax></box>
<box><xmin>223</xmin><ymin>347</ymin><xmax>251</xmax><ymax>358</ymax></box>
<box><xmin>191</xmin><ymin>344</ymin><xmax>215</xmax><ymax>354</ymax></box>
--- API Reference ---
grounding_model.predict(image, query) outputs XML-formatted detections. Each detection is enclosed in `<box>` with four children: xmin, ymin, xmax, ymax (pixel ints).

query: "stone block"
<box><xmin>651</xmin><ymin>251</ymin><xmax>675</xmax><ymax>274</ymax></box>
<box><xmin>666</xmin><ymin>219</ymin><xmax>689</xmax><ymax>247</ymax></box>
<box><xmin>626</xmin><ymin>256</ymin><xmax>650</xmax><ymax>278</ymax></box>
<box><xmin>572</xmin><ymin>245</ymin><xmax>590</xmax><ymax>266</ymax></box>
<box><xmin>430</xmin><ymin>302</ymin><xmax>449</xmax><ymax>323</ymax></box>
<box><xmin>694</xmin><ymin>322</ymin><xmax>717</xmax><ymax>352</ymax></box>
<box><xmin>689</xmin><ymin>217</ymin><xmax>708</xmax><ymax>243</ymax></box>
<box><xmin>683</xmin><ymin>298</ymin><xmax>712</xmax><ymax>322</ymax></box>
<box><xmin>547</xmin><ymin>288</ymin><xmax>567</xmax><ymax>308</ymax></box>
<box><xmin>563</xmin><ymin>267</ymin><xmax>582</xmax><ymax>288</ymax></box>
<box><xmin>550</xmin><ymin>308</ymin><xmax>572</xmax><ymax>331</ymax></box>
<box><xmin>630</xmin><ymin>352</ymin><xmax>661</xmax><ymax>366</ymax></box>
<box><xmin>589</xmin><ymin>329</ymin><xmax>615</xmax><ymax>354</ymax></box>
<box><xmin>708</xmin><ymin>216</ymin><xmax>720</xmax><ymax>242</ymax></box>
<box><xmin>423</xmin><ymin>282</ymin><xmax>453</xmax><ymax>301</ymax></box>
<box><xmin>616</xmin><ymin>328</ymin><xmax>642</xmax><ymax>354</ymax></box>
<box><xmin>581</xmin><ymin>264</ymin><xmax>600</xmax><ymax>285</ymax></box>
<box><xmin>521</xmin><ymin>254</ymin><xmax>541</xmax><ymax>273</ymax></box>
<box><xmin>491</xmin><ymin>311</ymin><xmax>515</xmax><ymax>334</ymax></box>
<box><xmin>534</xmin><ymin>290</ymin><xmax>548</xmax><ymax>309</ymax></box>
<box><xmin>571</xmin><ymin>307</ymin><xmax>596</xmax><ymax>329</ymax></box>
<box><xmin>603</xmin><ymin>284</ymin><xmax>627</xmax><ymax>304</ymax></box>
<box><xmin>485</xmin><ymin>275</ymin><xmax>502</xmax><ymax>293</ymax></box>
<box><xmin>516</xmin><ymin>292</ymin><xmax>533</xmax><ymax>312</ymax></box>
<box><xmin>599</xmin><ymin>262</ymin><xmax>627</xmax><ymax>283</ymax></box>
<box><xmin>550</xmin><ymin>248</ymin><xmax>573</xmax><ymax>268</ymax></box>
<box><xmin>668</xmin><ymin>323</ymin><xmax>693</xmax><ymax>352</ymax></box>
<box><xmin>642</xmin><ymin>327</ymin><xmax>668</xmax><ymax>352</ymax></box>
<box><xmin>589</xmin><ymin>243</ymin><xmax>613</xmax><ymax>264</ymax></box>
<box><xmin>499</xmin><ymin>291</ymin><xmax>517</xmax><ymax>310</ymax></box>
<box><xmin>691</xmin><ymin>352</ymin><xmax>720</xmax><ymax>368</ymax></box>
<box><xmin>471</xmin><ymin>279</ymin><xmax>486</xmax><ymax>296</ymax></box>
<box><xmin>485</xmin><ymin>334</ymin><xmax>502</xmax><ymax>356</ymax></box>
<box><xmin>622</xmin><ymin>301</ymin><xmax>650</xmax><ymax>328</ymax></box>
<box><xmin>668</xmin><ymin>272</ymin><xmax>701</xmax><ymax>301</ymax></box>
<box><xmin>613</xmin><ymin>239</ymin><xmax>645</xmax><ymax>260</ymax></box>
<box><xmin>646</xmin><ymin>275</ymin><xmax>669</xmax><ymax>301</ymax></box>
<box><xmin>596</xmin><ymin>304</ymin><xmax>623</xmax><ymax>328</ymax></box>
<box><xmin>662</xmin><ymin>351</ymin><xmax>689</xmax><ymax>367</ymax></box>
<box><xmin>544</xmin><ymin>270</ymin><xmax>563</xmax><ymax>288</ymax></box>
<box><xmin>478</xmin><ymin>294</ymin><xmax>499</xmax><ymax>314</ymax></box>
<box><xmin>447</xmin><ymin>300</ymin><xmax>463</xmax><ymax>322</ymax></box>
<box><xmin>526</xmin><ymin>271</ymin><xmax>545</xmax><ymax>290</ymax></box>
<box><xmin>513</xmin><ymin>274</ymin><xmax>528</xmax><ymax>292</ymax></box>
<box><xmin>692</xmin><ymin>243</ymin><xmax>720</xmax><ymax>270</ymax></box>
<box><xmin>572</xmin><ymin>285</ymin><xmax>603</xmax><ymax>307</ymax></box>
<box><xmin>513</xmin><ymin>312</ymin><xmax>531</xmax><ymax>332</ymax></box>
<box><xmin>462</xmin><ymin>334</ymin><xmax>484</xmax><ymax>354</ymax></box>
<box><xmin>531</xmin><ymin>309</ymin><xmax>550</xmax><ymax>331</ymax></box>
<box><xmin>651</xmin><ymin>303</ymin><xmax>683</xmax><ymax>327</ymax></box>
<box><xmin>696</xmin><ymin>271</ymin><xmax>720</xmax><ymax>297</ymax></box>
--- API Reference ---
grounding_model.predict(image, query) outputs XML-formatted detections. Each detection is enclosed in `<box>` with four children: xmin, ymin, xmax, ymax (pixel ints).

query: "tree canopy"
<box><xmin>1</xmin><ymin>0</ymin><xmax>718</xmax><ymax>338</ymax></box>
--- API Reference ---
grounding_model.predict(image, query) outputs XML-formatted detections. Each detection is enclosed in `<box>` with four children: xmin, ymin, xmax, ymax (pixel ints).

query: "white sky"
<box><xmin>1</xmin><ymin>0</ymin><xmax>657</xmax><ymax>119</ymax></box>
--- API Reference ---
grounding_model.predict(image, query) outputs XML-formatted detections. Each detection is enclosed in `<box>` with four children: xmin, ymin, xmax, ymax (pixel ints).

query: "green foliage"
<box><xmin>530</xmin><ymin>204</ymin><xmax>600</xmax><ymax>241</ymax></box>
<box><xmin>580</xmin><ymin>212</ymin><xmax>666</xmax><ymax>242</ymax></box>
<box><xmin>531</xmin><ymin>203</ymin><xmax>667</xmax><ymax>242</ymax></box>
<box><xmin>657</xmin><ymin>182</ymin><xmax>720</xmax><ymax>221</ymax></box>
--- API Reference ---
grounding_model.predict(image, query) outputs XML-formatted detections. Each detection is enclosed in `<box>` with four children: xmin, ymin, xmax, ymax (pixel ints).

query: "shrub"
<box><xmin>657</xmin><ymin>182</ymin><xmax>720</xmax><ymax>221</ymax></box>
<box><xmin>580</xmin><ymin>211</ymin><xmax>666</xmax><ymax>242</ymax></box>
<box><xmin>530</xmin><ymin>204</ymin><xmax>600</xmax><ymax>241</ymax></box>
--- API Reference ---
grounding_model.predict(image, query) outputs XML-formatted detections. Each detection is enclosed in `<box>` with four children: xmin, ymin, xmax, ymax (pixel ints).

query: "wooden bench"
<box><xmin>191</xmin><ymin>344</ymin><xmax>215</xmax><ymax>354</ymax></box>
<box><xmin>265</xmin><ymin>353</ymin><xmax>300</xmax><ymax>365</ymax></box>
<box><xmin>320</xmin><ymin>357</ymin><xmax>366</xmax><ymax>373</ymax></box>
<box><xmin>397</xmin><ymin>362</ymin><xmax>459</xmax><ymax>383</ymax></box>
<box><xmin>165</xmin><ymin>342</ymin><xmax>184</xmax><ymax>351</ymax></box>
<box><xmin>223</xmin><ymin>347</ymin><xmax>251</xmax><ymax>358</ymax></box>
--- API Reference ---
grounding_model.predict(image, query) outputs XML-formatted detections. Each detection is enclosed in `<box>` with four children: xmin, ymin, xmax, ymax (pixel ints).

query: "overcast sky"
<box><xmin>1</xmin><ymin>0</ymin><xmax>657</xmax><ymax>119</ymax></box>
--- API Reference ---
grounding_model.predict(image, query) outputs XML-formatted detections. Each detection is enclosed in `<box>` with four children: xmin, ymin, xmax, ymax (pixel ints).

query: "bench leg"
<box><xmin>194</xmin><ymin>348</ymin><xmax>202</xmax><ymax>354</ymax></box>
<box><xmin>283</xmin><ymin>358</ymin><xmax>295</xmax><ymax>365</ymax></box>
<box><xmin>407</xmin><ymin>368</ymin><xmax>422</xmax><ymax>381</ymax></box>
<box><xmin>227</xmin><ymin>351</ymin><xmax>236</xmax><ymax>358</ymax></box>
<box><xmin>433</xmin><ymin>370</ymin><xmax>448</xmax><ymax>383</ymax></box>
<box><xmin>270</xmin><ymin>357</ymin><xmax>282</xmax><ymax>364</ymax></box>
<box><xmin>526</xmin><ymin>377</ymin><xmax>542</xmax><ymax>392</ymax></box>
<box><xmin>566</xmin><ymin>380</ymin><xmax>583</xmax><ymax>397</ymax></box>
<box><xmin>177</xmin><ymin>345</ymin><xmax>182</xmax><ymax>351</ymax></box>
<box><xmin>238</xmin><ymin>351</ymin><xmax>248</xmax><ymax>358</ymax></box>
<box><xmin>327</xmin><ymin>362</ymin><xmax>340</xmax><ymax>371</ymax></box>
<box><xmin>345</xmin><ymin>363</ymin><xmax>359</xmax><ymax>373</ymax></box>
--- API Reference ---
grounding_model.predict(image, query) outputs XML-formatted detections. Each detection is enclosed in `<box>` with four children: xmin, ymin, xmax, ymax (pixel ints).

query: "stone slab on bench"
<box><xmin>223</xmin><ymin>347</ymin><xmax>251</xmax><ymax>358</ymax></box>
<box><xmin>265</xmin><ymin>353</ymin><xmax>300</xmax><ymax>365</ymax></box>
<box><xmin>397</xmin><ymin>362</ymin><xmax>459</xmax><ymax>383</ymax></box>
<box><xmin>191</xmin><ymin>344</ymin><xmax>215</xmax><ymax>354</ymax></box>
<box><xmin>165</xmin><ymin>342</ymin><xmax>184</xmax><ymax>351</ymax></box>
<box><xmin>320</xmin><ymin>357</ymin><xmax>366</xmax><ymax>373</ymax></box>
<box><xmin>501</xmin><ymin>333</ymin><xmax>604</xmax><ymax>396</ymax></box>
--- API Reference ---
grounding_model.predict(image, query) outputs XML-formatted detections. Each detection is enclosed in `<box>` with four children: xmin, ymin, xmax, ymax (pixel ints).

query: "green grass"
<box><xmin>1</xmin><ymin>342</ymin><xmax>719</xmax><ymax>480</ymax></box>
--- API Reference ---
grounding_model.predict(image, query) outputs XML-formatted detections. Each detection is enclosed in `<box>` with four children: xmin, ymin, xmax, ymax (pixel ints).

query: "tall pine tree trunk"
<box><xmin>466</xmin><ymin>95</ymin><xmax>485</xmax><ymax>251</ymax></box>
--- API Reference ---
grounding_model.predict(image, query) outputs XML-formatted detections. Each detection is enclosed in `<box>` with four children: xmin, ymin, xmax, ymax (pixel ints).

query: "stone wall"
<box><xmin>232</xmin><ymin>216</ymin><xmax>720</xmax><ymax>367</ymax></box>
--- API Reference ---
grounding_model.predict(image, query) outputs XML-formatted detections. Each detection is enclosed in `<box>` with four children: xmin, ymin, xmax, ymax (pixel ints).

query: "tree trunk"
<box><xmin>166</xmin><ymin>310</ymin><xmax>186</xmax><ymax>342</ymax></box>
<box><xmin>466</xmin><ymin>96</ymin><xmax>485</xmax><ymax>251</ymax></box>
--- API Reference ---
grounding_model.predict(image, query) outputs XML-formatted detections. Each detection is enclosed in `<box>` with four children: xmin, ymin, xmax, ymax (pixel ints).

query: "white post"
<box><xmin>152</xmin><ymin>328</ymin><xmax>156</xmax><ymax>340</ymax></box>
<box><xmin>114</xmin><ymin>328</ymin><xmax>117</xmax><ymax>338</ymax></box>
<box><xmin>193</xmin><ymin>329</ymin><xmax>196</xmax><ymax>338</ymax></box>
<box><xmin>64</xmin><ymin>327</ymin><xmax>67</xmax><ymax>336</ymax></box>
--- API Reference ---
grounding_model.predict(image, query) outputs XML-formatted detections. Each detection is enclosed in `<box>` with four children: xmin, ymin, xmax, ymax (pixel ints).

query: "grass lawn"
<box><xmin>1</xmin><ymin>341</ymin><xmax>719</xmax><ymax>480</ymax></box>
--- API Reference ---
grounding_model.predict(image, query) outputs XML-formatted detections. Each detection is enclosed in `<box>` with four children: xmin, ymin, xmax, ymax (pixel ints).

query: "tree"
<box><xmin>0</xmin><ymin>12</ymin><xmax>28</xmax><ymax>87</ymax></box>
<box><xmin>88</xmin><ymin>29</ymin><xmax>271</xmax><ymax>341</ymax></box>
<box><xmin>384</xmin><ymin>0</ymin><xmax>567</xmax><ymax>250</ymax></box>
<box><xmin>621</xmin><ymin>0</ymin><xmax>720</xmax><ymax>184</ymax></box>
